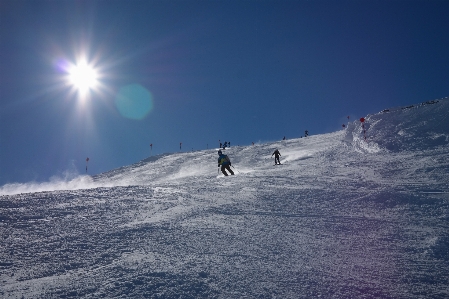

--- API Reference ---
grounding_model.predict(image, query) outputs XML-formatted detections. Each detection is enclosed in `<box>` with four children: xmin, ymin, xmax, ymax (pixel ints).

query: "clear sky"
<box><xmin>1</xmin><ymin>0</ymin><xmax>448</xmax><ymax>185</ymax></box>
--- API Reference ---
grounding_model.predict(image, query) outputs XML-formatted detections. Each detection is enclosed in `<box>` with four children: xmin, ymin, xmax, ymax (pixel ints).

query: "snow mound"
<box><xmin>344</xmin><ymin>99</ymin><xmax>449</xmax><ymax>152</ymax></box>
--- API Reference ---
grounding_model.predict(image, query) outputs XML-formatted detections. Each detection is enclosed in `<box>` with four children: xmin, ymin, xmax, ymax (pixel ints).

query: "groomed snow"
<box><xmin>1</xmin><ymin>99</ymin><xmax>448</xmax><ymax>298</ymax></box>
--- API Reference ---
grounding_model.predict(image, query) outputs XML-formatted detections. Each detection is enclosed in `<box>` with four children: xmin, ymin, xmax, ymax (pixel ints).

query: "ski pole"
<box><xmin>231</xmin><ymin>165</ymin><xmax>240</xmax><ymax>174</ymax></box>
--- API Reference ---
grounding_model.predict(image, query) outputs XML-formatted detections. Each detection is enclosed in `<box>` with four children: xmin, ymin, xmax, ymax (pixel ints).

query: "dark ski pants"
<box><xmin>221</xmin><ymin>165</ymin><xmax>234</xmax><ymax>176</ymax></box>
<box><xmin>274</xmin><ymin>156</ymin><xmax>281</xmax><ymax>165</ymax></box>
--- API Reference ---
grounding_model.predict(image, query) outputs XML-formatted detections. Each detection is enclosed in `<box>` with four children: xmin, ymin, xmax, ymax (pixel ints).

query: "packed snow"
<box><xmin>1</xmin><ymin>98</ymin><xmax>448</xmax><ymax>298</ymax></box>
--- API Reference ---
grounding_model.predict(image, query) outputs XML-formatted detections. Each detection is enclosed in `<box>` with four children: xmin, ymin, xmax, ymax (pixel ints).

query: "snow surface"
<box><xmin>1</xmin><ymin>99</ymin><xmax>448</xmax><ymax>298</ymax></box>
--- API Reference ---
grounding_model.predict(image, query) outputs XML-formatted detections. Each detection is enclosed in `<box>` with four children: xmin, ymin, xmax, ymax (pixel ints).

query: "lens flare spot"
<box><xmin>115</xmin><ymin>84</ymin><xmax>153</xmax><ymax>120</ymax></box>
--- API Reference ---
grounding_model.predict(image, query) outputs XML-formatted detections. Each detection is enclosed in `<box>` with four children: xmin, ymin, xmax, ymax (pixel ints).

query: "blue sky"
<box><xmin>1</xmin><ymin>0</ymin><xmax>448</xmax><ymax>185</ymax></box>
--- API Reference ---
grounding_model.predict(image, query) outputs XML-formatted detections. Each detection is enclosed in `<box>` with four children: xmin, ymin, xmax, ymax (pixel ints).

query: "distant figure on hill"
<box><xmin>223</xmin><ymin>141</ymin><xmax>228</xmax><ymax>149</ymax></box>
<box><xmin>218</xmin><ymin>150</ymin><xmax>234</xmax><ymax>176</ymax></box>
<box><xmin>305</xmin><ymin>130</ymin><xmax>309</xmax><ymax>137</ymax></box>
<box><xmin>283</xmin><ymin>136</ymin><xmax>286</xmax><ymax>140</ymax></box>
<box><xmin>272</xmin><ymin>149</ymin><xmax>281</xmax><ymax>165</ymax></box>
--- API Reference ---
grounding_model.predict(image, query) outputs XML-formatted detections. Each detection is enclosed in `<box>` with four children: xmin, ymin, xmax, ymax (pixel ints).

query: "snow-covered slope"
<box><xmin>1</xmin><ymin>99</ymin><xmax>448</xmax><ymax>298</ymax></box>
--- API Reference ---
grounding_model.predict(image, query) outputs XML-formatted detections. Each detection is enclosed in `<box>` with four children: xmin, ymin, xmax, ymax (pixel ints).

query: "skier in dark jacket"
<box><xmin>272</xmin><ymin>149</ymin><xmax>281</xmax><ymax>165</ymax></box>
<box><xmin>218</xmin><ymin>150</ymin><xmax>234</xmax><ymax>176</ymax></box>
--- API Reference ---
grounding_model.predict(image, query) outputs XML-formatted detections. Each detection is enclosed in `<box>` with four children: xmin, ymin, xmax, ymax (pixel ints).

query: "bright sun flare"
<box><xmin>68</xmin><ymin>61</ymin><xmax>98</xmax><ymax>94</ymax></box>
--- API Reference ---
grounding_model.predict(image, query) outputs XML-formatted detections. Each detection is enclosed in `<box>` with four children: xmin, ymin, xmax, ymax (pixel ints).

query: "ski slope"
<box><xmin>1</xmin><ymin>98</ymin><xmax>448</xmax><ymax>298</ymax></box>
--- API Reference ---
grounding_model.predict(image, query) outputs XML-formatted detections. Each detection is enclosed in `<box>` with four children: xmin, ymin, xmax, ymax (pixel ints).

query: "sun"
<box><xmin>68</xmin><ymin>60</ymin><xmax>98</xmax><ymax>95</ymax></box>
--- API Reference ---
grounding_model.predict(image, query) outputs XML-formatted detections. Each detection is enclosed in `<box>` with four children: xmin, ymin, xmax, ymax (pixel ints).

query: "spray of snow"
<box><xmin>0</xmin><ymin>175</ymin><xmax>112</xmax><ymax>196</ymax></box>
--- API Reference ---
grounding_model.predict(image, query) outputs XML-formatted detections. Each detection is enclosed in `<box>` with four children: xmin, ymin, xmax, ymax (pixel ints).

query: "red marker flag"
<box><xmin>360</xmin><ymin>118</ymin><xmax>366</xmax><ymax>141</ymax></box>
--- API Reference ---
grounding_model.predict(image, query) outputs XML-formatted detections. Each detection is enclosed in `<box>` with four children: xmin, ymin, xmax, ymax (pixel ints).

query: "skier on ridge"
<box><xmin>272</xmin><ymin>149</ymin><xmax>281</xmax><ymax>165</ymax></box>
<box><xmin>218</xmin><ymin>150</ymin><xmax>234</xmax><ymax>176</ymax></box>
